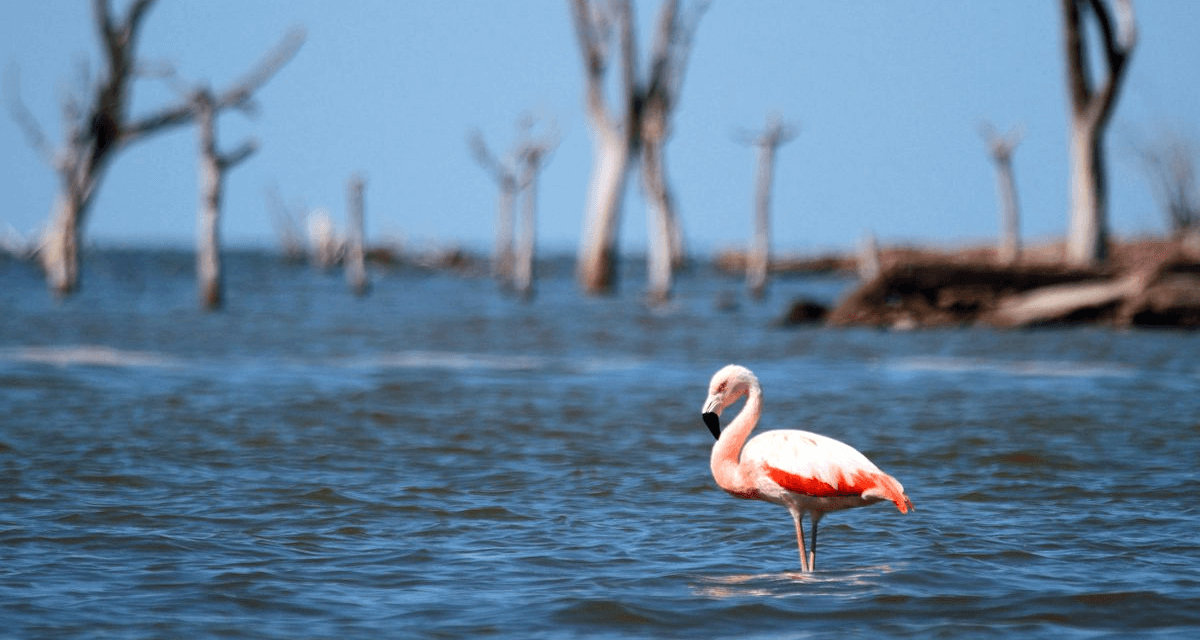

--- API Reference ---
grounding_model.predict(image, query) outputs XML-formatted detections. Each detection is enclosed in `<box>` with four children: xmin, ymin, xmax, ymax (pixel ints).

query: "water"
<box><xmin>2</xmin><ymin>249</ymin><xmax>1199</xmax><ymax>639</ymax></box>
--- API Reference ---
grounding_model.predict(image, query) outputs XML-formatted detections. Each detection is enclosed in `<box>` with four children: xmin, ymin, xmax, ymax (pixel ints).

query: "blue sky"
<box><xmin>2</xmin><ymin>1</ymin><xmax>1199</xmax><ymax>256</ymax></box>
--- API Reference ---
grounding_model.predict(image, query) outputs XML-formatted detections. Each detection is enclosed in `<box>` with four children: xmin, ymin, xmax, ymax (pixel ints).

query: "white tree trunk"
<box><xmin>1066</xmin><ymin>123</ymin><xmax>1107</xmax><ymax>266</ymax></box>
<box><xmin>995</xmin><ymin>156</ymin><xmax>1021</xmax><ymax>265</ymax></box>
<box><xmin>642</xmin><ymin>140</ymin><xmax>675</xmax><ymax>303</ymax></box>
<box><xmin>493</xmin><ymin>183</ymin><xmax>517</xmax><ymax>285</ymax></box>
<box><xmin>40</xmin><ymin>194</ymin><xmax>82</xmax><ymax>296</ymax></box>
<box><xmin>345</xmin><ymin>175</ymin><xmax>369</xmax><ymax>296</ymax></box>
<box><xmin>747</xmin><ymin>142</ymin><xmax>776</xmax><ymax>299</ymax></box>
<box><xmin>197</xmin><ymin>149</ymin><xmax>223</xmax><ymax>309</ymax></box>
<box><xmin>514</xmin><ymin>162</ymin><xmax>538</xmax><ymax>300</ymax></box>
<box><xmin>577</xmin><ymin>126</ymin><xmax>632</xmax><ymax>293</ymax></box>
<box><xmin>1060</xmin><ymin>0</ymin><xmax>1134</xmax><ymax>268</ymax></box>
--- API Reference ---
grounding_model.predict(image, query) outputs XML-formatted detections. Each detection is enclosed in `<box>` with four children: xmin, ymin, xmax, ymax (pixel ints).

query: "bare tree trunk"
<box><xmin>345</xmin><ymin>175</ymin><xmax>369</xmax><ymax>296</ymax></box>
<box><xmin>742</xmin><ymin>115</ymin><xmax>796</xmax><ymax>299</ymax></box>
<box><xmin>1061</xmin><ymin>0</ymin><xmax>1136</xmax><ymax>267</ymax></box>
<box><xmin>641</xmin><ymin>136</ymin><xmax>676</xmax><ymax>303</ymax></box>
<box><xmin>995</xmin><ymin>159</ymin><xmax>1021</xmax><ymax>265</ymax></box>
<box><xmin>578</xmin><ymin>125</ymin><xmax>634</xmax><ymax>293</ymax></box>
<box><xmin>469</xmin><ymin>129</ymin><xmax>519</xmax><ymax>287</ymax></box>
<box><xmin>194</xmin><ymin>89</ymin><xmax>256</xmax><ymax>311</ymax></box>
<box><xmin>494</xmin><ymin>184</ymin><xmax>517</xmax><ymax>285</ymax></box>
<box><xmin>747</xmin><ymin>142</ymin><xmax>775</xmax><ymax>299</ymax></box>
<box><xmin>514</xmin><ymin>155</ymin><xmax>539</xmax><ymax>300</ymax></box>
<box><xmin>196</xmin><ymin>97</ymin><xmax>224</xmax><ymax>310</ymax></box>
<box><xmin>981</xmin><ymin>123</ymin><xmax>1023</xmax><ymax>265</ymax></box>
<box><xmin>42</xmin><ymin>194</ymin><xmax>83</xmax><ymax>295</ymax></box>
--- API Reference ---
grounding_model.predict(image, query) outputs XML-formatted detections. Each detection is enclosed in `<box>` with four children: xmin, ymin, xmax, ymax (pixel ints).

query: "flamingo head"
<box><xmin>701</xmin><ymin>364</ymin><xmax>758</xmax><ymax>440</ymax></box>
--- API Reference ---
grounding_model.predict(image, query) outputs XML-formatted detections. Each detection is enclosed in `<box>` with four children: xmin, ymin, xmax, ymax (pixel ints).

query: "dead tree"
<box><xmin>1132</xmin><ymin>127</ymin><xmax>1200</xmax><ymax>239</ymax></box>
<box><xmin>980</xmin><ymin>122</ymin><xmax>1024</xmax><ymax>265</ymax></box>
<box><xmin>471</xmin><ymin>118</ymin><xmax>558</xmax><ymax>297</ymax></box>
<box><xmin>513</xmin><ymin>147</ymin><xmax>544</xmax><ymax>301</ymax></box>
<box><xmin>569</xmin><ymin>0</ymin><xmax>705</xmax><ymax>297</ymax></box>
<box><xmin>265</xmin><ymin>185</ymin><xmax>308</xmax><ymax>263</ymax></box>
<box><xmin>512</xmin><ymin>125</ymin><xmax>559</xmax><ymax>301</ymax></box>
<box><xmin>738</xmin><ymin>114</ymin><xmax>797</xmax><ymax>299</ymax></box>
<box><xmin>194</xmin><ymin>88</ymin><xmax>256</xmax><ymax>310</ymax></box>
<box><xmin>344</xmin><ymin>175</ymin><xmax>369</xmax><ymax>296</ymax></box>
<box><xmin>307</xmin><ymin>208</ymin><xmax>341</xmax><ymax>270</ymax></box>
<box><xmin>1061</xmin><ymin>0</ymin><xmax>1136</xmax><ymax>267</ymax></box>
<box><xmin>469</xmin><ymin>129</ymin><xmax>519</xmax><ymax>286</ymax></box>
<box><xmin>4</xmin><ymin>0</ymin><xmax>303</xmax><ymax>296</ymax></box>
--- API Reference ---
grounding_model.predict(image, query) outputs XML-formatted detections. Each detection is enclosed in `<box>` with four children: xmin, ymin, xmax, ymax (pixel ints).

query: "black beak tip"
<box><xmin>702</xmin><ymin>412</ymin><xmax>721</xmax><ymax>440</ymax></box>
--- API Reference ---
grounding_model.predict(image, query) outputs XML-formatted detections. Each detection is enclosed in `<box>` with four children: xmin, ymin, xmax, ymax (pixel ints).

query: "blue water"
<box><xmin>2</xmin><ymin>250</ymin><xmax>1199</xmax><ymax>639</ymax></box>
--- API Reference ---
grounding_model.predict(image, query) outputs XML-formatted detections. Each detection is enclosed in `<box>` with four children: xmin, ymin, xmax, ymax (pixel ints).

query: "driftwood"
<box><xmin>827</xmin><ymin>240</ymin><xmax>1200</xmax><ymax>329</ymax></box>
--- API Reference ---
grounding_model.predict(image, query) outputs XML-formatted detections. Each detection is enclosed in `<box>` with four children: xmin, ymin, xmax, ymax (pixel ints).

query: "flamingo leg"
<box><xmin>791</xmin><ymin>510</ymin><xmax>810</xmax><ymax>572</ymax></box>
<box><xmin>809</xmin><ymin>512</ymin><xmax>823</xmax><ymax>572</ymax></box>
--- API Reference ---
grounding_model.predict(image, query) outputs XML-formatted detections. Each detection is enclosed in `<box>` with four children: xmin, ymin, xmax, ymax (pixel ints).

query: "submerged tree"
<box><xmin>470</xmin><ymin>117</ymin><xmax>558</xmax><ymax>298</ymax></box>
<box><xmin>193</xmin><ymin>88</ymin><xmax>257</xmax><ymax>310</ymax></box>
<box><xmin>1060</xmin><ymin>0</ymin><xmax>1136</xmax><ymax>267</ymax></box>
<box><xmin>4</xmin><ymin>0</ymin><xmax>303</xmax><ymax>296</ymax></box>
<box><xmin>469</xmin><ymin>129</ymin><xmax>520</xmax><ymax>286</ymax></box>
<box><xmin>345</xmin><ymin>175</ymin><xmax>370</xmax><ymax>297</ymax></box>
<box><xmin>980</xmin><ymin>122</ymin><xmax>1024</xmax><ymax>266</ymax></box>
<box><xmin>1132</xmin><ymin>127</ymin><xmax>1200</xmax><ymax>240</ymax></box>
<box><xmin>738</xmin><ymin>114</ymin><xmax>796</xmax><ymax>299</ymax></box>
<box><xmin>569</xmin><ymin>0</ymin><xmax>705</xmax><ymax>298</ymax></box>
<box><xmin>166</xmin><ymin>32</ymin><xmax>302</xmax><ymax>310</ymax></box>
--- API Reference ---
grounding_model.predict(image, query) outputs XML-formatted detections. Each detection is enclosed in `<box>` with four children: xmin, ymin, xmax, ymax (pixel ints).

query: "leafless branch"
<box><xmin>468</xmin><ymin>129</ymin><xmax>518</xmax><ymax>189</ymax></box>
<box><xmin>122</xmin><ymin>27</ymin><xmax>305</xmax><ymax>145</ymax></box>
<box><xmin>569</xmin><ymin>0</ymin><xmax>611</xmax><ymax>78</ymax></box>
<box><xmin>1131</xmin><ymin>127</ymin><xmax>1200</xmax><ymax>234</ymax></box>
<box><xmin>734</xmin><ymin>114</ymin><xmax>798</xmax><ymax>148</ymax></box>
<box><xmin>219</xmin><ymin>139</ymin><xmax>258</xmax><ymax>169</ymax></box>
<box><xmin>214</xmin><ymin>27</ymin><xmax>306</xmax><ymax>109</ymax></box>
<box><xmin>4</xmin><ymin>65</ymin><xmax>57</xmax><ymax>167</ymax></box>
<box><xmin>647</xmin><ymin>0</ymin><xmax>708</xmax><ymax>108</ymax></box>
<box><xmin>979</xmin><ymin>121</ymin><xmax>1025</xmax><ymax>161</ymax></box>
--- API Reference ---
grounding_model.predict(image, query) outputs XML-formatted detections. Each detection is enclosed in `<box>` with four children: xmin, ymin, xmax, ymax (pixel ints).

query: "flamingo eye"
<box><xmin>716</xmin><ymin>382</ymin><xmax>727</xmax><ymax>393</ymax></box>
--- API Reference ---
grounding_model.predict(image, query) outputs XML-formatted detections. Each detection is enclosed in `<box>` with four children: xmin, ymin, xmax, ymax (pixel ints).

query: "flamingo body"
<box><xmin>701</xmin><ymin>364</ymin><xmax>912</xmax><ymax>572</ymax></box>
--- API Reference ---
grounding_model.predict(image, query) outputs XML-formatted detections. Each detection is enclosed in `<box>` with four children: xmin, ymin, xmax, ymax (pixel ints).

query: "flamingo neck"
<box><xmin>710</xmin><ymin>385</ymin><xmax>762</xmax><ymax>498</ymax></box>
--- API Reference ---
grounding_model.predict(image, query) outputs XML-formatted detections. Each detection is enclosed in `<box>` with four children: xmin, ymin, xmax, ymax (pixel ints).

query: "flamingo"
<box><xmin>700</xmin><ymin>364</ymin><xmax>913</xmax><ymax>572</ymax></box>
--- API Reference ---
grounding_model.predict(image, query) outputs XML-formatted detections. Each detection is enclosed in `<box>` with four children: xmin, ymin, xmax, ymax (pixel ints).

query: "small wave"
<box><xmin>886</xmin><ymin>356</ymin><xmax>1136</xmax><ymax>379</ymax></box>
<box><xmin>344</xmin><ymin>350</ymin><xmax>646</xmax><ymax>374</ymax></box>
<box><xmin>693</xmin><ymin>566</ymin><xmax>895</xmax><ymax>598</ymax></box>
<box><xmin>0</xmin><ymin>345</ymin><xmax>179</xmax><ymax>368</ymax></box>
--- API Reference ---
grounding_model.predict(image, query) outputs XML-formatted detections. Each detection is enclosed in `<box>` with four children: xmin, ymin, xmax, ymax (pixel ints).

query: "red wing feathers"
<box><xmin>765</xmin><ymin>465</ymin><xmax>874</xmax><ymax>499</ymax></box>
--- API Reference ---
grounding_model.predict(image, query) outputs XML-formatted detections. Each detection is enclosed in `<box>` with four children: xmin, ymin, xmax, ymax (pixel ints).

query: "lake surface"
<box><xmin>2</xmin><ymin>249</ymin><xmax>1198</xmax><ymax>639</ymax></box>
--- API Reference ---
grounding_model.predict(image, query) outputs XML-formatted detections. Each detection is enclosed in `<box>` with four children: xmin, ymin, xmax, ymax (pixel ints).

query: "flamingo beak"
<box><xmin>701</xmin><ymin>395</ymin><xmax>722</xmax><ymax>440</ymax></box>
<box><xmin>702</xmin><ymin>412</ymin><xmax>721</xmax><ymax>440</ymax></box>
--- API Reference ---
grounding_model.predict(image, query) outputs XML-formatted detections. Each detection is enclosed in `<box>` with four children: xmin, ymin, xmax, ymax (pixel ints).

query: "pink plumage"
<box><xmin>700</xmin><ymin>364</ymin><xmax>913</xmax><ymax>571</ymax></box>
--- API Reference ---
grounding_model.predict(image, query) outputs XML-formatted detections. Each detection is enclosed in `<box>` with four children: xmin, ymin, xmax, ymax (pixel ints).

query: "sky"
<box><xmin>2</xmin><ymin>1</ymin><xmax>1199</xmax><ymax>257</ymax></box>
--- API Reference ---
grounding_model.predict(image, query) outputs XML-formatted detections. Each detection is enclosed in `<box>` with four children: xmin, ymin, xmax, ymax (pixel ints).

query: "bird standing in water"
<box><xmin>700</xmin><ymin>364</ymin><xmax>913</xmax><ymax>572</ymax></box>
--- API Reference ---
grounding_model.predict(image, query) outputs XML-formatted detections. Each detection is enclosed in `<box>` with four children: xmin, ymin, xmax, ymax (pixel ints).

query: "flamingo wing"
<box><xmin>743</xmin><ymin>430</ymin><xmax>912</xmax><ymax>512</ymax></box>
